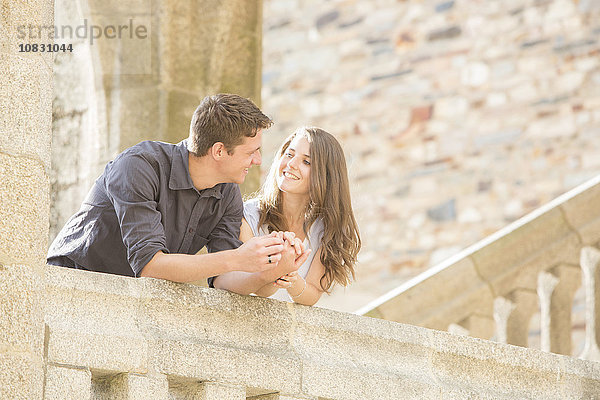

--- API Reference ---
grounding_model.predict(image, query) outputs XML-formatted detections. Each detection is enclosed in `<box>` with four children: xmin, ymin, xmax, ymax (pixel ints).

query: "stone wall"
<box><xmin>42</xmin><ymin>264</ymin><xmax>600</xmax><ymax>399</ymax></box>
<box><xmin>50</xmin><ymin>0</ymin><xmax>265</xmax><ymax>240</ymax></box>
<box><xmin>0</xmin><ymin>1</ymin><xmax>54</xmax><ymax>398</ymax></box>
<box><xmin>261</xmin><ymin>0</ymin><xmax>600</xmax><ymax>311</ymax></box>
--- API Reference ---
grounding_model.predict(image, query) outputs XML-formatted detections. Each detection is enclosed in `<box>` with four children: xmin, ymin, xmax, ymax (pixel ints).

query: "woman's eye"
<box><xmin>285</xmin><ymin>153</ymin><xmax>293</xmax><ymax>158</ymax></box>
<box><xmin>303</xmin><ymin>160</ymin><xmax>310</xmax><ymax>165</ymax></box>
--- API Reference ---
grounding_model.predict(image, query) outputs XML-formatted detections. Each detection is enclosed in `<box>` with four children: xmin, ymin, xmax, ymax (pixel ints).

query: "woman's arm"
<box><xmin>275</xmin><ymin>246</ymin><xmax>326</xmax><ymax>306</ymax></box>
<box><xmin>213</xmin><ymin>219</ymin><xmax>278</xmax><ymax>294</ymax></box>
<box><xmin>213</xmin><ymin>219</ymin><xmax>306</xmax><ymax>294</ymax></box>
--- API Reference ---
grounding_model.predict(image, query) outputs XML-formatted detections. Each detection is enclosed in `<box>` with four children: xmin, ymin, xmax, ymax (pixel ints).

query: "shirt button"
<box><xmin>188</xmin><ymin>228</ymin><xmax>194</xmax><ymax>233</ymax></box>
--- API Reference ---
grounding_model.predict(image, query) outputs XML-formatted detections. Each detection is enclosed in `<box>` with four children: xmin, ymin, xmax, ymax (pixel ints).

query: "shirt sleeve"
<box><xmin>104</xmin><ymin>153</ymin><xmax>169</xmax><ymax>277</ymax></box>
<box><xmin>206</xmin><ymin>184</ymin><xmax>244</xmax><ymax>288</ymax></box>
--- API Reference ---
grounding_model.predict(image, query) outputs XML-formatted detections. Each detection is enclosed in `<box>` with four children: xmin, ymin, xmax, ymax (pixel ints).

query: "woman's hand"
<box><xmin>269</xmin><ymin>237</ymin><xmax>300</xmax><ymax>277</ymax></box>
<box><xmin>274</xmin><ymin>270</ymin><xmax>299</xmax><ymax>288</ymax></box>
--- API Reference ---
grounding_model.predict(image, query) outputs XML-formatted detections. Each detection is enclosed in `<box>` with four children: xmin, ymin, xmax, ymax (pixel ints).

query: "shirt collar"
<box><xmin>169</xmin><ymin>139</ymin><xmax>223</xmax><ymax>199</ymax></box>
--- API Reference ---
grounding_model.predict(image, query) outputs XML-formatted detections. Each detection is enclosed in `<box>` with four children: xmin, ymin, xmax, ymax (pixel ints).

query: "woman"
<box><xmin>213</xmin><ymin>127</ymin><xmax>361</xmax><ymax>305</ymax></box>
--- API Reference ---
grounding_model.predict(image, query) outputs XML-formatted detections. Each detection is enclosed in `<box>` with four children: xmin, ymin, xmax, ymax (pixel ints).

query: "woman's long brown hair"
<box><xmin>256</xmin><ymin>127</ymin><xmax>361</xmax><ymax>293</ymax></box>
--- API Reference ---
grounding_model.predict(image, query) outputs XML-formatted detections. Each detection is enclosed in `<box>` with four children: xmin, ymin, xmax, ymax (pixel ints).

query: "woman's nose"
<box><xmin>288</xmin><ymin>156</ymin><xmax>299</xmax><ymax>169</ymax></box>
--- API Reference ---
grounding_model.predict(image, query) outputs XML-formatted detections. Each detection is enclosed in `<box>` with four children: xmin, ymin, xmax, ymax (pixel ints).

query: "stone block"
<box><xmin>0</xmin><ymin>54</ymin><xmax>52</xmax><ymax>168</ymax></box>
<box><xmin>301</xmin><ymin>362</ymin><xmax>445</xmax><ymax>400</ymax></box>
<box><xmin>428</xmin><ymin>329</ymin><xmax>600</xmax><ymax>399</ymax></box>
<box><xmin>292</xmin><ymin>313</ymin><xmax>431</xmax><ymax>379</ymax></box>
<box><xmin>0</xmin><ymin>155</ymin><xmax>50</xmax><ymax>265</ymax></box>
<box><xmin>115</xmin><ymin>87</ymin><xmax>162</xmax><ymax>150</ymax></box>
<box><xmin>44</xmin><ymin>365</ymin><xmax>92</xmax><ymax>400</ymax></box>
<box><xmin>45</xmin><ymin>271</ymin><xmax>148</xmax><ymax>372</ymax></box>
<box><xmin>0</xmin><ymin>352</ymin><xmax>44</xmax><ymax>400</ymax></box>
<box><xmin>160</xmin><ymin>0</ymin><xmax>260</xmax><ymax>97</ymax></box>
<box><xmin>0</xmin><ymin>264</ymin><xmax>44</xmax><ymax>352</ymax></box>
<box><xmin>93</xmin><ymin>373</ymin><xmax>168</xmax><ymax>400</ymax></box>
<box><xmin>150</xmin><ymin>339</ymin><xmax>301</xmax><ymax>394</ymax></box>
<box><xmin>46</xmin><ymin>328</ymin><xmax>148</xmax><ymax>373</ymax></box>
<box><xmin>250</xmin><ymin>395</ymin><xmax>318</xmax><ymax>400</ymax></box>
<box><xmin>91</xmin><ymin>13</ymin><xmax>154</xmax><ymax>75</ymax></box>
<box><xmin>138</xmin><ymin>280</ymin><xmax>295</xmax><ymax>353</ymax></box>
<box><xmin>166</xmin><ymin>89</ymin><xmax>201</xmax><ymax>145</ymax></box>
<box><xmin>1</xmin><ymin>0</ymin><xmax>54</xmax><ymax>56</ymax></box>
<box><xmin>196</xmin><ymin>382</ymin><xmax>245</xmax><ymax>400</ymax></box>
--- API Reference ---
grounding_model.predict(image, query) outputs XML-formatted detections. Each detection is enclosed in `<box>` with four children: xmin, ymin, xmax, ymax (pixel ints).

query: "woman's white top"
<box><xmin>243</xmin><ymin>198</ymin><xmax>324</xmax><ymax>302</ymax></box>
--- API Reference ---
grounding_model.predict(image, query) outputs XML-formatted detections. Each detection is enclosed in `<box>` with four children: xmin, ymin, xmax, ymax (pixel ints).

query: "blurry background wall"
<box><xmin>261</xmin><ymin>0</ymin><xmax>600</xmax><ymax>311</ymax></box>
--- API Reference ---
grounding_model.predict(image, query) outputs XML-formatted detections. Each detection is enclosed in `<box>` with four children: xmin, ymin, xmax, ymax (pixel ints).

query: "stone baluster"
<box><xmin>493</xmin><ymin>289</ymin><xmax>538</xmax><ymax>346</ymax></box>
<box><xmin>448</xmin><ymin>314</ymin><xmax>494</xmax><ymax>340</ymax></box>
<box><xmin>537</xmin><ymin>265</ymin><xmax>581</xmax><ymax>355</ymax></box>
<box><xmin>579</xmin><ymin>246</ymin><xmax>600</xmax><ymax>361</ymax></box>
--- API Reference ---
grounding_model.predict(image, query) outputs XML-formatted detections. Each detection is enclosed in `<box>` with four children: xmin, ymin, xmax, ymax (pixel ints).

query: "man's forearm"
<box><xmin>139</xmin><ymin>250</ymin><xmax>240</xmax><ymax>282</ymax></box>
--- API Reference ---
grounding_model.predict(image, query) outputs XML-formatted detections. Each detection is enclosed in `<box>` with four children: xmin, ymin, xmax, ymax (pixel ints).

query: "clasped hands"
<box><xmin>269</xmin><ymin>231</ymin><xmax>310</xmax><ymax>289</ymax></box>
<box><xmin>238</xmin><ymin>231</ymin><xmax>310</xmax><ymax>287</ymax></box>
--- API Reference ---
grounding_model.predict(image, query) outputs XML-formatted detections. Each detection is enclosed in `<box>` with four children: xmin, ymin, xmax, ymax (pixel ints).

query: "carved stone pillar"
<box><xmin>579</xmin><ymin>246</ymin><xmax>600</xmax><ymax>361</ymax></box>
<box><xmin>0</xmin><ymin>1</ymin><xmax>53</xmax><ymax>399</ymax></box>
<box><xmin>538</xmin><ymin>265</ymin><xmax>581</xmax><ymax>355</ymax></box>
<box><xmin>493</xmin><ymin>289</ymin><xmax>538</xmax><ymax>346</ymax></box>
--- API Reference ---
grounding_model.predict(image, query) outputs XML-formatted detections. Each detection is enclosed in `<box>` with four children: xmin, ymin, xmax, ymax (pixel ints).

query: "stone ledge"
<box><xmin>43</xmin><ymin>264</ymin><xmax>600</xmax><ymax>399</ymax></box>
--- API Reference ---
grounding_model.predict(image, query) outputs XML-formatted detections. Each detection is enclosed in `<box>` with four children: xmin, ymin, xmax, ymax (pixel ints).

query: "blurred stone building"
<box><xmin>261</xmin><ymin>0</ymin><xmax>600</xmax><ymax>311</ymax></box>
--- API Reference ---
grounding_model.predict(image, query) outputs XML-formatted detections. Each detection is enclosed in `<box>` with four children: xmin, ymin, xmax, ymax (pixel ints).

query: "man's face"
<box><xmin>222</xmin><ymin>129</ymin><xmax>263</xmax><ymax>184</ymax></box>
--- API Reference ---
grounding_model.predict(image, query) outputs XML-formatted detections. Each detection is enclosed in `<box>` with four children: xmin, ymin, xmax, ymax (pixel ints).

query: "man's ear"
<box><xmin>211</xmin><ymin>142</ymin><xmax>227</xmax><ymax>159</ymax></box>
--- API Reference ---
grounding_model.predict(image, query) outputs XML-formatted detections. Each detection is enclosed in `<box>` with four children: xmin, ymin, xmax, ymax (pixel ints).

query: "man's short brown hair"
<box><xmin>188</xmin><ymin>93</ymin><xmax>273</xmax><ymax>157</ymax></box>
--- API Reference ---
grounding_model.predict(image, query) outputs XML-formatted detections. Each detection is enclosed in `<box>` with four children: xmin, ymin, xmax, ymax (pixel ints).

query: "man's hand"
<box><xmin>236</xmin><ymin>233</ymin><xmax>285</xmax><ymax>272</ymax></box>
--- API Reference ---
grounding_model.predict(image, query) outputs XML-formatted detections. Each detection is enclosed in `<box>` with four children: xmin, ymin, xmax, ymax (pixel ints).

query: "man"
<box><xmin>48</xmin><ymin>93</ymin><xmax>293</xmax><ymax>284</ymax></box>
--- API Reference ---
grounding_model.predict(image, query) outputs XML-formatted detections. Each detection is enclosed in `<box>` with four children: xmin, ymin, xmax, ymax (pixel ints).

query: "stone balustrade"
<box><xmin>358</xmin><ymin>175</ymin><xmax>600</xmax><ymax>360</ymax></box>
<box><xmin>40</xmin><ymin>264</ymin><xmax>600</xmax><ymax>399</ymax></box>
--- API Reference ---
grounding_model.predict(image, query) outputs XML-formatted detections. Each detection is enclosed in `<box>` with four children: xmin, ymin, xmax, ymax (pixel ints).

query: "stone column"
<box><xmin>538</xmin><ymin>265</ymin><xmax>581</xmax><ymax>355</ymax></box>
<box><xmin>579</xmin><ymin>246</ymin><xmax>600</xmax><ymax>361</ymax></box>
<box><xmin>493</xmin><ymin>289</ymin><xmax>538</xmax><ymax>346</ymax></box>
<box><xmin>0</xmin><ymin>1</ymin><xmax>53</xmax><ymax>399</ymax></box>
<box><xmin>157</xmin><ymin>0</ymin><xmax>264</xmax><ymax>196</ymax></box>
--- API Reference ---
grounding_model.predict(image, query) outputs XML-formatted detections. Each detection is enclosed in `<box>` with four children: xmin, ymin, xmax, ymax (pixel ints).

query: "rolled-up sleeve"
<box><xmin>105</xmin><ymin>154</ymin><xmax>169</xmax><ymax>276</ymax></box>
<box><xmin>207</xmin><ymin>184</ymin><xmax>244</xmax><ymax>254</ymax></box>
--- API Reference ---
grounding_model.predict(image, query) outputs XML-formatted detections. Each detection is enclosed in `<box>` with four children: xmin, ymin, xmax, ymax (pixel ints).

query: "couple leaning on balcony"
<box><xmin>47</xmin><ymin>93</ymin><xmax>361</xmax><ymax>306</ymax></box>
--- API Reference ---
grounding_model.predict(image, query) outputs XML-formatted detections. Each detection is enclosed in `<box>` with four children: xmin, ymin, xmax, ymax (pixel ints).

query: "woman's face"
<box><xmin>276</xmin><ymin>134</ymin><xmax>311</xmax><ymax>197</ymax></box>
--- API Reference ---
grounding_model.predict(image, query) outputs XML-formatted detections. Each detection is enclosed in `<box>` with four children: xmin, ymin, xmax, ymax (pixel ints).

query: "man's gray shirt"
<box><xmin>47</xmin><ymin>139</ymin><xmax>243</xmax><ymax>277</ymax></box>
